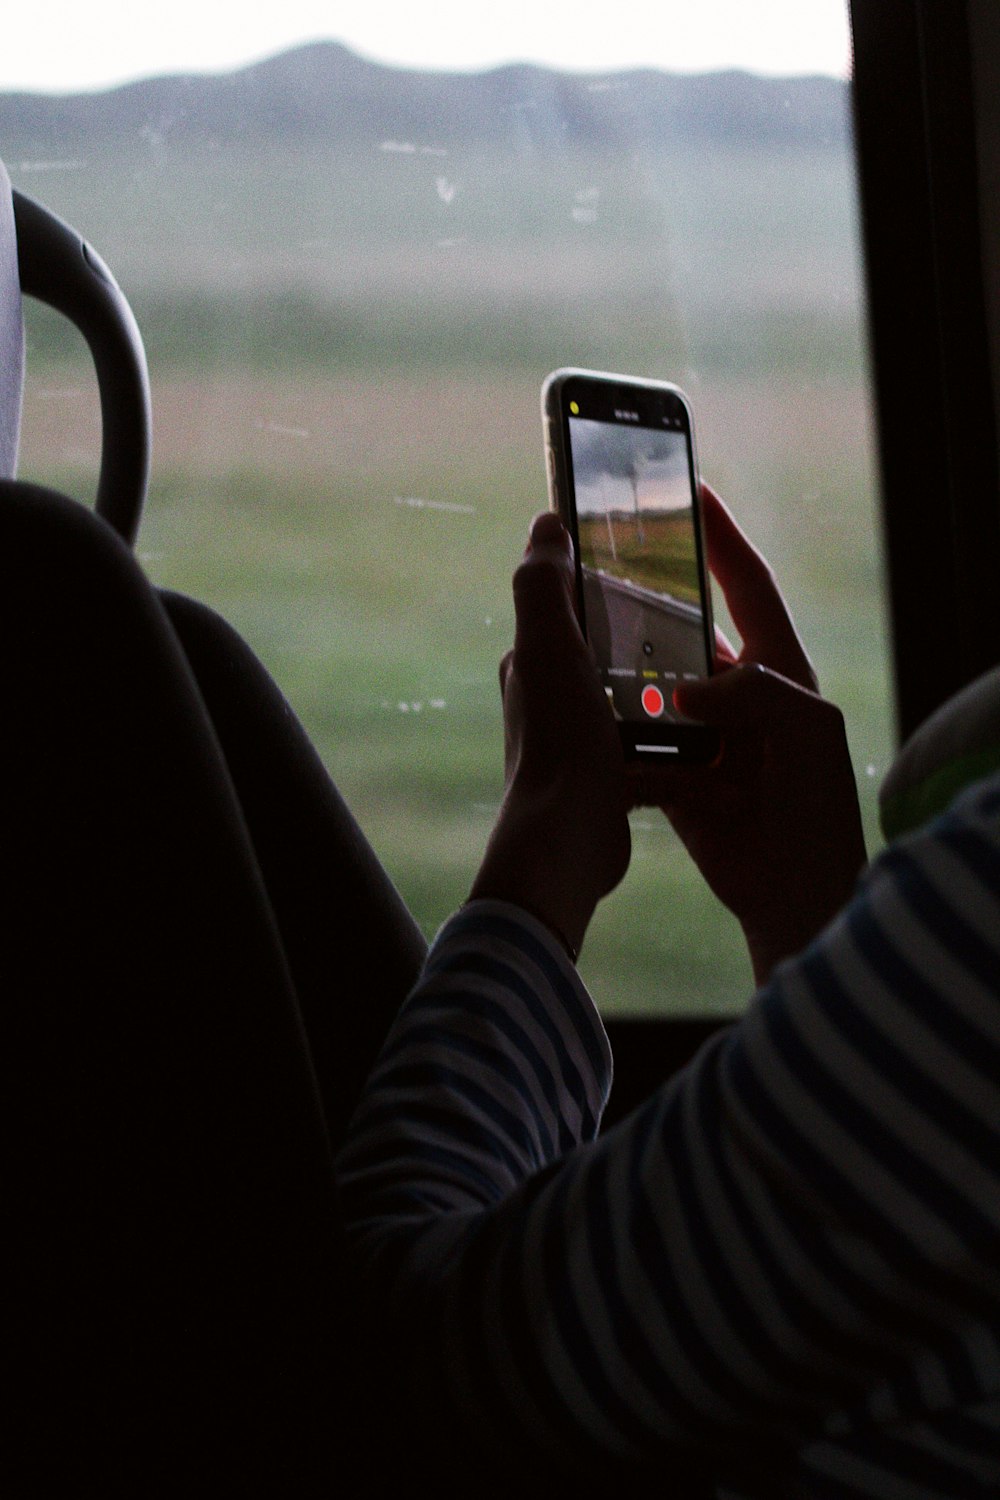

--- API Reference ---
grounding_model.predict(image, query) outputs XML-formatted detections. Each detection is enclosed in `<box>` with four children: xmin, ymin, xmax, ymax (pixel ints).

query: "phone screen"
<box><xmin>550</xmin><ymin>372</ymin><xmax>716</xmax><ymax>759</ymax></box>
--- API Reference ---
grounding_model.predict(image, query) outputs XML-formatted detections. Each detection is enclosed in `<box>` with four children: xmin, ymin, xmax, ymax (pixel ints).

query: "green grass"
<box><xmin>580</xmin><ymin>510</ymin><xmax>701</xmax><ymax>603</ymax></box>
<box><xmin>20</xmin><ymin>377</ymin><xmax>891</xmax><ymax>1020</ymax></box>
<box><xmin>138</xmin><ymin>460</ymin><xmax>758</xmax><ymax>1014</ymax></box>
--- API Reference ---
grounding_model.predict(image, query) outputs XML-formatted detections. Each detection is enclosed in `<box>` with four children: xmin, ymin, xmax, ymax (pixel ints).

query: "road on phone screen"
<box><xmin>583</xmin><ymin>567</ymin><xmax>706</xmax><ymax>719</ymax></box>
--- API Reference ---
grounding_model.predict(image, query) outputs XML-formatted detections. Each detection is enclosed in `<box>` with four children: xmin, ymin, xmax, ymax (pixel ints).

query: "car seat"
<box><xmin>3</xmin><ymin>159</ymin><xmax>425</xmax><ymax>1492</ymax></box>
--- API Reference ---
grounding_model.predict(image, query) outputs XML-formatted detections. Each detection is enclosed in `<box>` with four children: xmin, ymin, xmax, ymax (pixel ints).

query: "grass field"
<box><xmin>579</xmin><ymin>509</ymin><xmax>700</xmax><ymax>603</ymax></box>
<box><xmin>11</xmin><ymin>129</ymin><xmax>895</xmax><ymax>1018</ymax></box>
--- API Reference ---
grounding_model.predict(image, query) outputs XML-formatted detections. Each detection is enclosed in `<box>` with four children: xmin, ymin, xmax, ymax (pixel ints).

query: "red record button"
<box><xmin>641</xmin><ymin>683</ymin><xmax>665</xmax><ymax>718</ymax></box>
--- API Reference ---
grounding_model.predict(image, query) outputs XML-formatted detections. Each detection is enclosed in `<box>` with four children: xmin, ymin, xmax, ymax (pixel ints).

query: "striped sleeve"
<box><xmin>336</xmin><ymin>780</ymin><xmax>1000</xmax><ymax>1495</ymax></box>
<box><xmin>338</xmin><ymin>899</ymin><xmax>611</xmax><ymax>1224</ymax></box>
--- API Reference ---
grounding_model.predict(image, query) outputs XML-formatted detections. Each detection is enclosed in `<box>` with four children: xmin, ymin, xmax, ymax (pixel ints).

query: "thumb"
<box><xmin>512</xmin><ymin>524</ymin><xmax>580</xmax><ymax>657</ymax></box>
<box><xmin>674</xmin><ymin>663</ymin><xmax>813</xmax><ymax>728</ymax></box>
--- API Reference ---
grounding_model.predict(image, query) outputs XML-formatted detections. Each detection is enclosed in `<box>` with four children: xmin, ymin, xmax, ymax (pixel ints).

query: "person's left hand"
<box><xmin>644</xmin><ymin>485</ymin><xmax>867</xmax><ymax>983</ymax></box>
<box><xmin>469</xmin><ymin>512</ymin><xmax>631</xmax><ymax>959</ymax></box>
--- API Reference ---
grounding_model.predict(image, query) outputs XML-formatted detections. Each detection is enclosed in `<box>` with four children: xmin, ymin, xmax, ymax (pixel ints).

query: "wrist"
<box><xmin>741</xmin><ymin>863</ymin><xmax>865</xmax><ymax>985</ymax></box>
<box><xmin>469</xmin><ymin>807</ymin><xmax>604</xmax><ymax>963</ymax></box>
<box><xmin>464</xmin><ymin>890</ymin><xmax>580</xmax><ymax>963</ymax></box>
<box><xmin>742</xmin><ymin>927</ymin><xmax>801</xmax><ymax>987</ymax></box>
<box><xmin>468</xmin><ymin>861</ymin><xmax>596</xmax><ymax>964</ymax></box>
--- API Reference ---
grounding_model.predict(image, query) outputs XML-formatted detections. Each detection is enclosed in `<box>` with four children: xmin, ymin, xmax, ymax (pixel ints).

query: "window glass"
<box><xmin>8</xmin><ymin>2</ymin><xmax>892</xmax><ymax>1016</ymax></box>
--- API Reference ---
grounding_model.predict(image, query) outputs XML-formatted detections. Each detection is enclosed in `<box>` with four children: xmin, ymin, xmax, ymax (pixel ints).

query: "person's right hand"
<box><xmin>645</xmin><ymin>484</ymin><xmax>867</xmax><ymax>984</ymax></box>
<box><xmin>469</xmin><ymin>511</ymin><xmax>631</xmax><ymax>961</ymax></box>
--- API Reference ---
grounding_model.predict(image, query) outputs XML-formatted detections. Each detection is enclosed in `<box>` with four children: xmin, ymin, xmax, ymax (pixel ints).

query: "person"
<box><xmin>336</xmin><ymin>486</ymin><xmax>1000</xmax><ymax>1496</ymax></box>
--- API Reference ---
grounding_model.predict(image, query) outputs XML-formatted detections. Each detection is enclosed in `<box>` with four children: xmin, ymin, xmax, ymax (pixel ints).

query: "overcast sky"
<box><xmin>570</xmin><ymin>419</ymin><xmax>692</xmax><ymax>518</ymax></box>
<box><xmin>3</xmin><ymin>1</ymin><xmax>851</xmax><ymax>94</ymax></box>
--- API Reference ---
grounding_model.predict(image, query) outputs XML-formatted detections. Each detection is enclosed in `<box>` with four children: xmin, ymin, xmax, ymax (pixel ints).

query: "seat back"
<box><xmin>3</xmin><ymin>160</ymin><xmax>348</xmax><ymax>1490</ymax></box>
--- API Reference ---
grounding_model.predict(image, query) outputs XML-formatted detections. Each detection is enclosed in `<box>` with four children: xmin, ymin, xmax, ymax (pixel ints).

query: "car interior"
<box><xmin>5</xmin><ymin>0</ymin><xmax>998</xmax><ymax>1490</ymax></box>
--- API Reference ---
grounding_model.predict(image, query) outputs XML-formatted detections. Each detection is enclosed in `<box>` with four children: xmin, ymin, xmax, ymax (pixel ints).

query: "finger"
<box><xmin>700</xmin><ymin>483</ymin><xmax>817</xmax><ymax>690</ymax></box>
<box><xmin>674</xmin><ymin>661</ymin><xmax>824</xmax><ymax>729</ymax></box>
<box><xmin>625</xmin><ymin>767</ymin><xmax>650</xmax><ymax>810</ymax></box>
<box><xmin>532</xmin><ymin>510</ymin><xmax>589</xmax><ymax>631</ymax></box>
<box><xmin>714</xmin><ymin>622</ymin><xmax>738</xmax><ymax>667</ymax></box>
<box><xmin>627</xmin><ymin>756</ymin><xmax>725</xmax><ymax>809</ymax></box>
<box><xmin>512</xmin><ymin>539</ymin><xmax>582</xmax><ymax>658</ymax></box>
<box><xmin>633</xmin><ymin>762</ymin><xmax>708</xmax><ymax>810</ymax></box>
<box><xmin>498</xmin><ymin>648</ymin><xmax>514</xmax><ymax>697</ymax></box>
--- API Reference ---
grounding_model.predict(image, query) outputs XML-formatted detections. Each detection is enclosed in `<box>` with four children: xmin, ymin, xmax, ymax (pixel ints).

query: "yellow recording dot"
<box><xmin>569</xmin><ymin>401</ymin><xmax>579</xmax><ymax>415</ymax></box>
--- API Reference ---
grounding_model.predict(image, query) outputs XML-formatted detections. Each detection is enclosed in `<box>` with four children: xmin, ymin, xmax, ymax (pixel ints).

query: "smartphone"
<box><xmin>542</xmin><ymin>367</ymin><xmax>719</xmax><ymax>763</ymax></box>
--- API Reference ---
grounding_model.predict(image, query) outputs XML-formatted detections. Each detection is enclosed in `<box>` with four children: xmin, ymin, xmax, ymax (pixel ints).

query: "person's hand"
<box><xmin>469</xmin><ymin>512</ymin><xmax>631</xmax><ymax>959</ymax></box>
<box><xmin>647</xmin><ymin>484</ymin><xmax>867</xmax><ymax>984</ymax></box>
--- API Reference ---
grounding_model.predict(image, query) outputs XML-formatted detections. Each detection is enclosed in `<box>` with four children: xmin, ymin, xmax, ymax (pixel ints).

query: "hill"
<box><xmin>0</xmin><ymin>40</ymin><xmax>849</xmax><ymax>160</ymax></box>
<box><xmin>2</xmin><ymin>43</ymin><xmax>861</xmax><ymax>381</ymax></box>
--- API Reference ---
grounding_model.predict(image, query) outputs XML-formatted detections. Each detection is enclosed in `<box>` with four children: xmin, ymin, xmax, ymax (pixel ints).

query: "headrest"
<box><xmin>0</xmin><ymin>158</ymin><xmax>151</xmax><ymax>547</ymax></box>
<box><xmin>0</xmin><ymin>160</ymin><xmax>24</xmax><ymax>479</ymax></box>
<box><xmin>12</xmin><ymin>189</ymin><xmax>151</xmax><ymax>546</ymax></box>
<box><xmin>880</xmin><ymin>664</ymin><xmax>1000</xmax><ymax>839</ymax></box>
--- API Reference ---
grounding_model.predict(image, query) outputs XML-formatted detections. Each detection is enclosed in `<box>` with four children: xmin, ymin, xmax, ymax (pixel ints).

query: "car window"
<box><xmin>8</xmin><ymin>1</ymin><xmax>891</xmax><ymax>1016</ymax></box>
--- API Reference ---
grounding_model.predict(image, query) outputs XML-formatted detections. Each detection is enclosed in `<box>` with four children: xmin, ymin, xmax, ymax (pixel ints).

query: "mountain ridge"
<box><xmin>0</xmin><ymin>40</ymin><xmax>850</xmax><ymax>158</ymax></box>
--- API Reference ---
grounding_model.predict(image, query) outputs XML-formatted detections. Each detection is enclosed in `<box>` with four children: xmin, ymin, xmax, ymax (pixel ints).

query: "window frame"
<box><xmin>849</xmin><ymin>0</ymin><xmax>1000</xmax><ymax>744</ymax></box>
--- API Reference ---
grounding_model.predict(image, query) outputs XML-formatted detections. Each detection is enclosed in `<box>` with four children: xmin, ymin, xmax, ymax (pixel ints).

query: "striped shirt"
<box><xmin>337</xmin><ymin>775</ymin><xmax>1000</xmax><ymax>1495</ymax></box>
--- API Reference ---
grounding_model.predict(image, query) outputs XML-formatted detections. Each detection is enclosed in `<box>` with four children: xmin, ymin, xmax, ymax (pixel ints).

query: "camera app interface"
<box><xmin>567</xmin><ymin>403</ymin><xmax>710</xmax><ymax>727</ymax></box>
